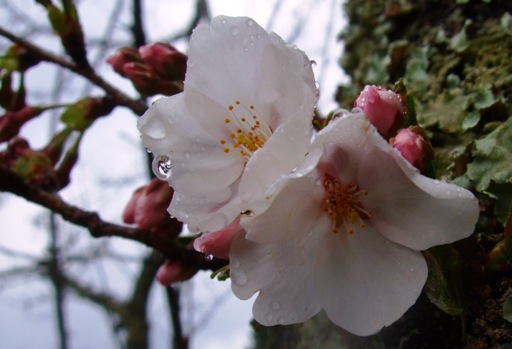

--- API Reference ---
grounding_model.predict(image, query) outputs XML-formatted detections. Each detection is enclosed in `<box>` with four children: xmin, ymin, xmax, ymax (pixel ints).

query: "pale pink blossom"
<box><xmin>138</xmin><ymin>16</ymin><xmax>317</xmax><ymax>233</ymax></box>
<box><xmin>354</xmin><ymin>85</ymin><xmax>405</xmax><ymax>138</ymax></box>
<box><xmin>230</xmin><ymin>112</ymin><xmax>479</xmax><ymax>336</ymax></box>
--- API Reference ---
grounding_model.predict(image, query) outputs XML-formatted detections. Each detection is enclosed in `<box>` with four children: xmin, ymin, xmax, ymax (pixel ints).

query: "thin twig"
<box><xmin>0</xmin><ymin>26</ymin><xmax>148</xmax><ymax>116</ymax></box>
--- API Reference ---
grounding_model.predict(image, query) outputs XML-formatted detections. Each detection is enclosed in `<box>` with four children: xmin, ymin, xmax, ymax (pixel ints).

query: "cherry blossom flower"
<box><xmin>229</xmin><ymin>111</ymin><xmax>479</xmax><ymax>336</ymax></box>
<box><xmin>138</xmin><ymin>16</ymin><xmax>317</xmax><ymax>233</ymax></box>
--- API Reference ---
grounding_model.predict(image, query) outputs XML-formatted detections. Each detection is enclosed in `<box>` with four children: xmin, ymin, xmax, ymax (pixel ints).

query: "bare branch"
<box><xmin>131</xmin><ymin>0</ymin><xmax>146</xmax><ymax>47</ymax></box>
<box><xmin>0</xmin><ymin>164</ymin><xmax>226</xmax><ymax>271</ymax></box>
<box><xmin>0</xmin><ymin>26</ymin><xmax>148</xmax><ymax>116</ymax></box>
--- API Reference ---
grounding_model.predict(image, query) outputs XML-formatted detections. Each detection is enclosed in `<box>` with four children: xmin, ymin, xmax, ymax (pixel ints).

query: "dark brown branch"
<box><xmin>0</xmin><ymin>164</ymin><xmax>226</xmax><ymax>271</ymax></box>
<box><xmin>0</xmin><ymin>26</ymin><xmax>148</xmax><ymax>116</ymax></box>
<box><xmin>48</xmin><ymin>215</ymin><xmax>69</xmax><ymax>349</ymax></box>
<box><xmin>131</xmin><ymin>0</ymin><xmax>146</xmax><ymax>47</ymax></box>
<box><xmin>125</xmin><ymin>251</ymin><xmax>161</xmax><ymax>349</ymax></box>
<box><xmin>166</xmin><ymin>286</ymin><xmax>189</xmax><ymax>349</ymax></box>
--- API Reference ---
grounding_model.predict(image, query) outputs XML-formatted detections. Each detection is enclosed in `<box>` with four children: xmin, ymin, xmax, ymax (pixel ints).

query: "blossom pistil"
<box><xmin>324</xmin><ymin>175</ymin><xmax>372</xmax><ymax>234</ymax></box>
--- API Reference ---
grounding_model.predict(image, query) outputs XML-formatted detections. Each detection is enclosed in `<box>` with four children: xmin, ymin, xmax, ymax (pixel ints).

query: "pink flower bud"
<box><xmin>122</xmin><ymin>178</ymin><xmax>174</xmax><ymax>232</ymax></box>
<box><xmin>106</xmin><ymin>47</ymin><xmax>143</xmax><ymax>76</ymax></box>
<box><xmin>156</xmin><ymin>259</ymin><xmax>197</xmax><ymax>286</ymax></box>
<box><xmin>193</xmin><ymin>218</ymin><xmax>243</xmax><ymax>260</ymax></box>
<box><xmin>123</xmin><ymin>62</ymin><xmax>181</xmax><ymax>96</ymax></box>
<box><xmin>390</xmin><ymin>126</ymin><xmax>433</xmax><ymax>172</ymax></box>
<box><xmin>354</xmin><ymin>85</ymin><xmax>406</xmax><ymax>138</ymax></box>
<box><xmin>139</xmin><ymin>42</ymin><xmax>187</xmax><ymax>81</ymax></box>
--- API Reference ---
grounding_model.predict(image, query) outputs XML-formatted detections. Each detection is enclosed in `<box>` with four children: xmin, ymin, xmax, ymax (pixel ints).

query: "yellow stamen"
<box><xmin>323</xmin><ymin>175</ymin><xmax>372</xmax><ymax>235</ymax></box>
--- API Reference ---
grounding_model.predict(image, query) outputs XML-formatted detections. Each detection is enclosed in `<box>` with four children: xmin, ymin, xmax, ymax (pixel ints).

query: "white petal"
<box><xmin>170</xmin><ymin>188</ymin><xmax>242</xmax><ymax>233</ymax></box>
<box><xmin>186</xmin><ymin>16</ymin><xmax>315</xmax><ymax>114</ymax></box>
<box><xmin>138</xmin><ymin>95</ymin><xmax>243</xmax><ymax>191</ymax></box>
<box><xmin>359</xmin><ymin>148</ymin><xmax>479</xmax><ymax>251</ymax></box>
<box><xmin>230</xmin><ymin>229</ymin><xmax>324</xmax><ymax>326</ymax></box>
<box><xmin>241</xmin><ymin>166</ymin><xmax>325</xmax><ymax>244</ymax></box>
<box><xmin>315</xmin><ymin>227</ymin><xmax>428</xmax><ymax>336</ymax></box>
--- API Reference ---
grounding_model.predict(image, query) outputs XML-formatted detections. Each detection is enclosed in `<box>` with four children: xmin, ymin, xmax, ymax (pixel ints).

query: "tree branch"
<box><xmin>131</xmin><ymin>0</ymin><xmax>146</xmax><ymax>47</ymax></box>
<box><xmin>0</xmin><ymin>26</ymin><xmax>148</xmax><ymax>116</ymax></box>
<box><xmin>0</xmin><ymin>164</ymin><xmax>226</xmax><ymax>271</ymax></box>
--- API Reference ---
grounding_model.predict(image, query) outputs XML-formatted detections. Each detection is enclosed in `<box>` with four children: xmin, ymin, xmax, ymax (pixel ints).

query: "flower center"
<box><xmin>219</xmin><ymin>100</ymin><xmax>273</xmax><ymax>160</ymax></box>
<box><xmin>323</xmin><ymin>174</ymin><xmax>372</xmax><ymax>234</ymax></box>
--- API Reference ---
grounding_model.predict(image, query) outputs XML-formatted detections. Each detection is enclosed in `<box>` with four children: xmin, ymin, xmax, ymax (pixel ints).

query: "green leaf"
<box><xmin>467</xmin><ymin>116</ymin><xmax>512</xmax><ymax>193</ymax></box>
<box><xmin>503</xmin><ymin>298</ymin><xmax>512</xmax><ymax>322</ymax></box>
<box><xmin>485</xmin><ymin>183</ymin><xmax>512</xmax><ymax>225</ymax></box>
<box><xmin>418</xmin><ymin>88</ymin><xmax>470</xmax><ymax>133</ymax></box>
<box><xmin>60</xmin><ymin>98</ymin><xmax>93</xmax><ymax>131</ymax></box>
<box><xmin>405</xmin><ymin>47</ymin><xmax>430</xmax><ymax>94</ymax></box>
<box><xmin>424</xmin><ymin>247</ymin><xmax>465</xmax><ymax>316</ymax></box>
<box><xmin>472</xmin><ymin>84</ymin><xmax>496</xmax><ymax>110</ymax></box>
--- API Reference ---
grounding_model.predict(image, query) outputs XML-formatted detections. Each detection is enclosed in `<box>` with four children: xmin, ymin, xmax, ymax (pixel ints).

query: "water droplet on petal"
<box><xmin>152</xmin><ymin>155</ymin><xmax>172</xmax><ymax>180</ymax></box>
<box><xmin>184</xmin><ymin>152</ymin><xmax>191</xmax><ymax>159</ymax></box>
<box><xmin>205</xmin><ymin>254</ymin><xmax>213</xmax><ymax>261</ymax></box>
<box><xmin>230</xmin><ymin>26</ymin><xmax>239</xmax><ymax>35</ymax></box>
<box><xmin>310</xmin><ymin>60</ymin><xmax>317</xmax><ymax>67</ymax></box>
<box><xmin>232</xmin><ymin>271</ymin><xmax>248</xmax><ymax>285</ymax></box>
<box><xmin>434</xmin><ymin>180</ymin><xmax>440</xmax><ymax>185</ymax></box>
<box><xmin>221</xmin><ymin>18</ymin><xmax>227</xmax><ymax>24</ymax></box>
<box><xmin>270</xmin><ymin>302</ymin><xmax>281</xmax><ymax>310</ymax></box>
<box><xmin>265</xmin><ymin>312</ymin><xmax>273</xmax><ymax>322</ymax></box>
<box><xmin>409</xmin><ymin>267</ymin><xmax>415</xmax><ymax>272</ymax></box>
<box><xmin>246</xmin><ymin>19</ymin><xmax>254</xmax><ymax>26</ymax></box>
<box><xmin>230</xmin><ymin>258</ymin><xmax>240</xmax><ymax>268</ymax></box>
<box><xmin>277</xmin><ymin>317</ymin><xmax>285</xmax><ymax>325</ymax></box>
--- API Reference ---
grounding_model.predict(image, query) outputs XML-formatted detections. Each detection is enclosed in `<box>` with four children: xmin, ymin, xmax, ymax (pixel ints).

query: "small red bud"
<box><xmin>390</xmin><ymin>126</ymin><xmax>433</xmax><ymax>172</ymax></box>
<box><xmin>354</xmin><ymin>85</ymin><xmax>406</xmax><ymax>139</ymax></box>
<box><xmin>139</xmin><ymin>42</ymin><xmax>187</xmax><ymax>81</ymax></box>
<box><xmin>122</xmin><ymin>178</ymin><xmax>174</xmax><ymax>232</ymax></box>
<box><xmin>106</xmin><ymin>47</ymin><xmax>143</xmax><ymax>76</ymax></box>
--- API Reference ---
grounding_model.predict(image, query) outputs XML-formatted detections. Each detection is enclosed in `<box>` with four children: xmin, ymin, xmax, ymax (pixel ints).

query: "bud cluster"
<box><xmin>354</xmin><ymin>85</ymin><xmax>433</xmax><ymax>173</ymax></box>
<box><xmin>107</xmin><ymin>43</ymin><xmax>187</xmax><ymax>96</ymax></box>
